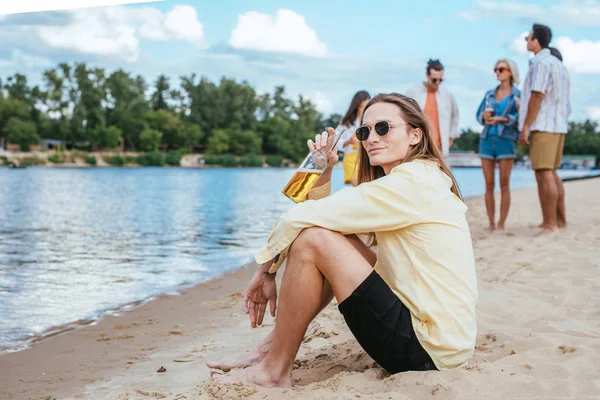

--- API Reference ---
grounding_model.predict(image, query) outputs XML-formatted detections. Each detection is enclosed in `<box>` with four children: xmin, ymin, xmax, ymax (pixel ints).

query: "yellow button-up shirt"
<box><xmin>255</xmin><ymin>159</ymin><xmax>478</xmax><ymax>370</ymax></box>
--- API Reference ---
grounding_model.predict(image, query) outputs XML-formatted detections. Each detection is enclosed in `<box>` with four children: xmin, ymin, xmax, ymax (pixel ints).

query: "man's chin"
<box><xmin>368</xmin><ymin>156</ymin><xmax>382</xmax><ymax>167</ymax></box>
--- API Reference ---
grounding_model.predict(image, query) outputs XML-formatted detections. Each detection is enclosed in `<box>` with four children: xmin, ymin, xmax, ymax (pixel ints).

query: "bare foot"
<box><xmin>211</xmin><ymin>362</ymin><xmax>292</xmax><ymax>388</ymax></box>
<box><xmin>485</xmin><ymin>225</ymin><xmax>495</xmax><ymax>233</ymax></box>
<box><xmin>206</xmin><ymin>349</ymin><xmax>266</xmax><ymax>372</ymax></box>
<box><xmin>496</xmin><ymin>224</ymin><xmax>505</xmax><ymax>232</ymax></box>
<box><xmin>535</xmin><ymin>227</ymin><xmax>559</xmax><ymax>237</ymax></box>
<box><xmin>558</xmin><ymin>221</ymin><xmax>567</xmax><ymax>229</ymax></box>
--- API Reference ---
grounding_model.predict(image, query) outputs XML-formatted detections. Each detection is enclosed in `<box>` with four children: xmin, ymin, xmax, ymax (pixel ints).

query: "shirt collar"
<box><xmin>529</xmin><ymin>48</ymin><xmax>550</xmax><ymax>65</ymax></box>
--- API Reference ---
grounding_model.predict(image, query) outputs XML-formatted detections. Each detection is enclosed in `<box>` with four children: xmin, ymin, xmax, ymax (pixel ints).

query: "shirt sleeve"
<box><xmin>450</xmin><ymin>94</ymin><xmax>460</xmax><ymax>138</ymax></box>
<box><xmin>255</xmin><ymin>167</ymin><xmax>425</xmax><ymax>272</ymax></box>
<box><xmin>506</xmin><ymin>97</ymin><xmax>519</xmax><ymax>130</ymax></box>
<box><xmin>530</xmin><ymin>63</ymin><xmax>550</xmax><ymax>94</ymax></box>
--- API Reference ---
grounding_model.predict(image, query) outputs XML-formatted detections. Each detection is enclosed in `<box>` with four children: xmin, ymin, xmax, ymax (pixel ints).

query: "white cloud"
<box><xmin>458</xmin><ymin>0</ymin><xmax>600</xmax><ymax>26</ymax></box>
<box><xmin>588</xmin><ymin>107</ymin><xmax>600</xmax><ymax>120</ymax></box>
<box><xmin>555</xmin><ymin>37</ymin><xmax>600</xmax><ymax>74</ymax></box>
<box><xmin>0</xmin><ymin>49</ymin><xmax>53</xmax><ymax>69</ymax></box>
<box><xmin>11</xmin><ymin>49</ymin><xmax>53</xmax><ymax>69</ymax></box>
<box><xmin>508</xmin><ymin>31</ymin><xmax>529</xmax><ymax>56</ymax></box>
<box><xmin>0</xmin><ymin>1</ymin><xmax>164</xmax><ymax>16</ymax></box>
<box><xmin>5</xmin><ymin>4</ymin><xmax>206</xmax><ymax>63</ymax></box>
<box><xmin>37</xmin><ymin>7</ymin><xmax>140</xmax><ymax>62</ymax></box>
<box><xmin>229</xmin><ymin>9</ymin><xmax>327</xmax><ymax>57</ymax></box>
<box><xmin>136</xmin><ymin>5</ymin><xmax>205</xmax><ymax>45</ymax></box>
<box><xmin>507</xmin><ymin>32</ymin><xmax>600</xmax><ymax>74</ymax></box>
<box><xmin>308</xmin><ymin>91</ymin><xmax>334</xmax><ymax>114</ymax></box>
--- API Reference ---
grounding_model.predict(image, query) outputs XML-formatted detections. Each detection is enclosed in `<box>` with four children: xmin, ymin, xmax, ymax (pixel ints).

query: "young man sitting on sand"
<box><xmin>208</xmin><ymin>93</ymin><xmax>478</xmax><ymax>387</ymax></box>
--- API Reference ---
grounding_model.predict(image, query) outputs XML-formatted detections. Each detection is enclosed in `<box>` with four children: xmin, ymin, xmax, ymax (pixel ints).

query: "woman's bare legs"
<box><xmin>481</xmin><ymin>158</ymin><xmax>496</xmax><ymax>231</ymax></box>
<box><xmin>496</xmin><ymin>158</ymin><xmax>514</xmax><ymax>230</ymax></box>
<box><xmin>211</xmin><ymin>229</ymin><xmax>375</xmax><ymax>387</ymax></box>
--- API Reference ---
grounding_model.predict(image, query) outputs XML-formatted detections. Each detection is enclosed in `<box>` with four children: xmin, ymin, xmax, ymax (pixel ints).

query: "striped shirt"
<box><xmin>519</xmin><ymin>48</ymin><xmax>571</xmax><ymax>134</ymax></box>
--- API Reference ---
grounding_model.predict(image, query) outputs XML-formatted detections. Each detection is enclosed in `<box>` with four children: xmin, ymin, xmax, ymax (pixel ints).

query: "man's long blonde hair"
<box><xmin>356</xmin><ymin>93</ymin><xmax>462</xmax><ymax>197</ymax></box>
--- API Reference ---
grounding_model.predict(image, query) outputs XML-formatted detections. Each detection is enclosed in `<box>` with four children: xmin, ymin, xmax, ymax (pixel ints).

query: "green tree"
<box><xmin>451</xmin><ymin>129</ymin><xmax>480</xmax><ymax>152</ymax></box>
<box><xmin>91</xmin><ymin>125</ymin><xmax>122</xmax><ymax>149</ymax></box>
<box><xmin>105</xmin><ymin>70</ymin><xmax>150</xmax><ymax>150</ymax></box>
<box><xmin>139</xmin><ymin>129</ymin><xmax>162</xmax><ymax>152</ymax></box>
<box><xmin>205</xmin><ymin>129</ymin><xmax>230</xmax><ymax>155</ymax></box>
<box><xmin>145</xmin><ymin>109</ymin><xmax>181</xmax><ymax>149</ymax></box>
<box><xmin>4</xmin><ymin>118</ymin><xmax>40</xmax><ymax>151</ymax></box>
<box><xmin>151</xmin><ymin>75</ymin><xmax>170</xmax><ymax>111</ymax></box>
<box><xmin>179</xmin><ymin>123</ymin><xmax>203</xmax><ymax>149</ymax></box>
<box><xmin>323</xmin><ymin>113</ymin><xmax>342</xmax><ymax>129</ymax></box>
<box><xmin>228</xmin><ymin>125</ymin><xmax>262</xmax><ymax>156</ymax></box>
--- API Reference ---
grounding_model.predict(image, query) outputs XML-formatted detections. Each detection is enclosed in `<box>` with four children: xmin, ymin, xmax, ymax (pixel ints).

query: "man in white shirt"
<box><xmin>405</xmin><ymin>59</ymin><xmax>460</xmax><ymax>157</ymax></box>
<box><xmin>519</xmin><ymin>23</ymin><xmax>572</xmax><ymax>236</ymax></box>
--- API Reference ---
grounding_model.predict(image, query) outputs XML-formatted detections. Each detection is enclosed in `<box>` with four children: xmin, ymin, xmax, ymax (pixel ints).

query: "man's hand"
<box><xmin>519</xmin><ymin>127</ymin><xmax>530</xmax><ymax>146</ymax></box>
<box><xmin>244</xmin><ymin>261</ymin><xmax>278</xmax><ymax>328</ymax></box>
<box><xmin>307</xmin><ymin>127</ymin><xmax>339</xmax><ymax>174</ymax></box>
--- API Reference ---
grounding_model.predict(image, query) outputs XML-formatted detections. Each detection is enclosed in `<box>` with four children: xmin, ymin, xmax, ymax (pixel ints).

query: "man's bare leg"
<box><xmin>553</xmin><ymin>170</ymin><xmax>567</xmax><ymax>228</ymax></box>
<box><xmin>535</xmin><ymin>169</ymin><xmax>560</xmax><ymax>236</ymax></box>
<box><xmin>535</xmin><ymin>171</ymin><xmax>547</xmax><ymax>228</ymax></box>
<box><xmin>207</xmin><ymin>234</ymin><xmax>375</xmax><ymax>372</ymax></box>
<box><xmin>212</xmin><ymin>228</ymin><xmax>374</xmax><ymax>388</ymax></box>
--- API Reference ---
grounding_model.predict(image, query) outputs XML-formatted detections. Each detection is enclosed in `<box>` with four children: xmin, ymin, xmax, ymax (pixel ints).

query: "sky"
<box><xmin>1</xmin><ymin>0</ymin><xmax>599</xmax><ymax>130</ymax></box>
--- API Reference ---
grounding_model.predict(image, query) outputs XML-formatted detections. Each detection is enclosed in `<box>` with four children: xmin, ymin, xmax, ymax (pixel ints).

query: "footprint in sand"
<box><xmin>558</xmin><ymin>345</ymin><xmax>577</xmax><ymax>354</ymax></box>
<box><xmin>97</xmin><ymin>333</ymin><xmax>135</xmax><ymax>342</ymax></box>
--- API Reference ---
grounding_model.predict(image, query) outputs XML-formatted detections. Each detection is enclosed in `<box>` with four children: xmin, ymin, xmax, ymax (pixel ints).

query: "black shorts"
<box><xmin>338</xmin><ymin>270</ymin><xmax>437</xmax><ymax>374</ymax></box>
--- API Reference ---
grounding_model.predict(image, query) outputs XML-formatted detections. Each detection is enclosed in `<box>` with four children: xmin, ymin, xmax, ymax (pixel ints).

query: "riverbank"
<box><xmin>1</xmin><ymin>178</ymin><xmax>600</xmax><ymax>400</ymax></box>
<box><xmin>0</xmin><ymin>150</ymin><xmax>292</xmax><ymax>168</ymax></box>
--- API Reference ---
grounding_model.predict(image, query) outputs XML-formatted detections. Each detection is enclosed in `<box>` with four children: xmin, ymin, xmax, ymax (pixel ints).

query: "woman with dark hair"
<box><xmin>475</xmin><ymin>59</ymin><xmax>521</xmax><ymax>232</ymax></box>
<box><xmin>208</xmin><ymin>93</ymin><xmax>478</xmax><ymax>388</ymax></box>
<box><xmin>337</xmin><ymin>90</ymin><xmax>371</xmax><ymax>185</ymax></box>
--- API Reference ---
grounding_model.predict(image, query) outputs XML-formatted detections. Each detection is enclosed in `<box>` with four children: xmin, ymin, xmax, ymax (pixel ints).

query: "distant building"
<box><xmin>446</xmin><ymin>151</ymin><xmax>481</xmax><ymax>168</ymax></box>
<box><xmin>561</xmin><ymin>155</ymin><xmax>596</xmax><ymax>170</ymax></box>
<box><xmin>41</xmin><ymin>139</ymin><xmax>71</xmax><ymax>150</ymax></box>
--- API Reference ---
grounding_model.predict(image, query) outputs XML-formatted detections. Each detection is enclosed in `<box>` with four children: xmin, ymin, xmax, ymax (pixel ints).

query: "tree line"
<box><xmin>1</xmin><ymin>62</ymin><xmax>598</xmax><ymax>165</ymax></box>
<box><xmin>0</xmin><ymin>62</ymin><xmax>340</xmax><ymax>162</ymax></box>
<box><xmin>453</xmin><ymin>120</ymin><xmax>600</xmax><ymax>166</ymax></box>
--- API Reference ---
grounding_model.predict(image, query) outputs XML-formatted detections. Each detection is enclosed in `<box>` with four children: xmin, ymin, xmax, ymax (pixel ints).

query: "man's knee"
<box><xmin>535</xmin><ymin>169</ymin><xmax>553</xmax><ymax>183</ymax></box>
<box><xmin>290</xmin><ymin>227</ymin><xmax>335</xmax><ymax>259</ymax></box>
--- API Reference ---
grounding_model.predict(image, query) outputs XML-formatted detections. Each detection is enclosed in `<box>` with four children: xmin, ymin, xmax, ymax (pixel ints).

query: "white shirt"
<box><xmin>336</xmin><ymin>120</ymin><xmax>360</xmax><ymax>155</ymax></box>
<box><xmin>519</xmin><ymin>48</ymin><xmax>571</xmax><ymax>134</ymax></box>
<box><xmin>405</xmin><ymin>84</ymin><xmax>460</xmax><ymax>157</ymax></box>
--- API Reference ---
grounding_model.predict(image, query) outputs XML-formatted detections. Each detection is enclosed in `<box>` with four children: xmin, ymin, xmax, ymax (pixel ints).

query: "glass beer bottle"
<box><xmin>282</xmin><ymin>126</ymin><xmax>345</xmax><ymax>203</ymax></box>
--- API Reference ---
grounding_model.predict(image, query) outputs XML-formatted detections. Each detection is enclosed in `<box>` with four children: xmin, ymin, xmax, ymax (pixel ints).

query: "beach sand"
<box><xmin>1</xmin><ymin>178</ymin><xmax>599</xmax><ymax>400</ymax></box>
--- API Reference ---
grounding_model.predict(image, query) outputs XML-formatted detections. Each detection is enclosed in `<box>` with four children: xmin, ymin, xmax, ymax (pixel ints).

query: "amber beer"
<box><xmin>282</xmin><ymin>168</ymin><xmax>323</xmax><ymax>203</ymax></box>
<box><xmin>282</xmin><ymin>126</ymin><xmax>345</xmax><ymax>203</ymax></box>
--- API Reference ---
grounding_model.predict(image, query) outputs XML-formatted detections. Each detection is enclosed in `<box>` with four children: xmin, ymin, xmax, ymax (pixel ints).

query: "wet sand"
<box><xmin>1</xmin><ymin>177</ymin><xmax>600</xmax><ymax>400</ymax></box>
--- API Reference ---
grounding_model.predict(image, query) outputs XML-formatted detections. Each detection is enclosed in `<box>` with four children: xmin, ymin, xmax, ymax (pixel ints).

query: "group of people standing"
<box><xmin>338</xmin><ymin>22</ymin><xmax>571</xmax><ymax>236</ymax></box>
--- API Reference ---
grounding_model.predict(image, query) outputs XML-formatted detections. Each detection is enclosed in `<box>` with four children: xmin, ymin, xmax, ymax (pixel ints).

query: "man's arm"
<box><xmin>519</xmin><ymin>91</ymin><xmax>544</xmax><ymax>145</ymax></box>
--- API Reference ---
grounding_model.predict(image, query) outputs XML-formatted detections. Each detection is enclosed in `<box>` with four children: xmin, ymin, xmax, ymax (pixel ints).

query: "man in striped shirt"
<box><xmin>519</xmin><ymin>23</ymin><xmax>571</xmax><ymax>236</ymax></box>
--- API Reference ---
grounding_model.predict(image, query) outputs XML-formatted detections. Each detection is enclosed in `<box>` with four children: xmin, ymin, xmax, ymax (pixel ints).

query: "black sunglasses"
<box><xmin>431</xmin><ymin>78</ymin><xmax>443</xmax><ymax>84</ymax></box>
<box><xmin>355</xmin><ymin>120</ymin><xmax>405</xmax><ymax>141</ymax></box>
<box><xmin>494</xmin><ymin>67</ymin><xmax>507</xmax><ymax>73</ymax></box>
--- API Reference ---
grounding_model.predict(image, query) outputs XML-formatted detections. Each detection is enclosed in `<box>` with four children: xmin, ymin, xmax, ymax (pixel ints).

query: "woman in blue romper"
<box><xmin>476</xmin><ymin>59</ymin><xmax>521</xmax><ymax>232</ymax></box>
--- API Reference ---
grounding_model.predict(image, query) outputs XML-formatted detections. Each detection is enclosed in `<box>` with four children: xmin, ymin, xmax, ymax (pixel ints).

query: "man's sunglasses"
<box><xmin>355</xmin><ymin>120</ymin><xmax>405</xmax><ymax>141</ymax></box>
<box><xmin>431</xmin><ymin>78</ymin><xmax>443</xmax><ymax>84</ymax></box>
<box><xmin>494</xmin><ymin>67</ymin><xmax>507</xmax><ymax>73</ymax></box>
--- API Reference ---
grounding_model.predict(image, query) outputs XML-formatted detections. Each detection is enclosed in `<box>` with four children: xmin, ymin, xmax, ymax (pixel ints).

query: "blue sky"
<box><xmin>1</xmin><ymin>0</ymin><xmax>599</xmax><ymax>129</ymax></box>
